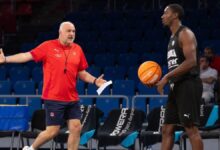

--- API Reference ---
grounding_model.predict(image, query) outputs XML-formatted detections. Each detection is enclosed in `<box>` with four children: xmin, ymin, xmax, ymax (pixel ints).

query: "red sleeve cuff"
<box><xmin>30</xmin><ymin>51</ymin><xmax>38</xmax><ymax>62</ymax></box>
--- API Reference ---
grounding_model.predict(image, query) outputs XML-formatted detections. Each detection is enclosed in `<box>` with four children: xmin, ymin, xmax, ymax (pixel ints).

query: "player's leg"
<box><xmin>23</xmin><ymin>100</ymin><xmax>65</xmax><ymax>150</ymax></box>
<box><xmin>67</xmin><ymin>119</ymin><xmax>81</xmax><ymax>150</ymax></box>
<box><xmin>184</xmin><ymin>125</ymin><xmax>203</xmax><ymax>150</ymax></box>
<box><xmin>66</xmin><ymin>101</ymin><xmax>82</xmax><ymax>150</ymax></box>
<box><xmin>161</xmin><ymin>89</ymin><xmax>178</xmax><ymax>150</ymax></box>
<box><xmin>177</xmin><ymin>78</ymin><xmax>203</xmax><ymax>150</ymax></box>
<box><xmin>161</xmin><ymin>124</ymin><xmax>175</xmax><ymax>150</ymax></box>
<box><xmin>31</xmin><ymin>125</ymin><xmax>60</xmax><ymax>149</ymax></box>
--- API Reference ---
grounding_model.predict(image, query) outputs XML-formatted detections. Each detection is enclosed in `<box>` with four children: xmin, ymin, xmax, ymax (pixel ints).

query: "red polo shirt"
<box><xmin>30</xmin><ymin>39</ymin><xmax>88</xmax><ymax>102</ymax></box>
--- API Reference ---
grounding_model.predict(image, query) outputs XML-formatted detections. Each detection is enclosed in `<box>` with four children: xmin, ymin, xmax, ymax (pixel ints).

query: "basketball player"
<box><xmin>0</xmin><ymin>21</ymin><xmax>106</xmax><ymax>150</ymax></box>
<box><xmin>156</xmin><ymin>4</ymin><xmax>203</xmax><ymax>150</ymax></box>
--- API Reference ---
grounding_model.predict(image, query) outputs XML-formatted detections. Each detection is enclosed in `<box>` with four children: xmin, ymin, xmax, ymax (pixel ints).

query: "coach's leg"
<box><xmin>67</xmin><ymin>119</ymin><xmax>82</xmax><ymax>150</ymax></box>
<box><xmin>32</xmin><ymin>126</ymin><xmax>60</xmax><ymax>149</ymax></box>
<box><xmin>161</xmin><ymin>124</ymin><xmax>175</xmax><ymax>150</ymax></box>
<box><xmin>185</xmin><ymin>125</ymin><xmax>203</xmax><ymax>150</ymax></box>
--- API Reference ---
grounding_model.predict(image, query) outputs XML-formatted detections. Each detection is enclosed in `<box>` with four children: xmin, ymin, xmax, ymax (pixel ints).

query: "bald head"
<box><xmin>59</xmin><ymin>21</ymin><xmax>75</xmax><ymax>32</ymax></box>
<box><xmin>58</xmin><ymin>21</ymin><xmax>76</xmax><ymax>46</ymax></box>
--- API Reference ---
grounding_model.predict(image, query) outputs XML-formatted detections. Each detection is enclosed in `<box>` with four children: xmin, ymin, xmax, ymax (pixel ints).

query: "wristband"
<box><xmin>4</xmin><ymin>57</ymin><xmax>7</xmax><ymax>64</ymax></box>
<box><xmin>93</xmin><ymin>78</ymin><xmax>97</xmax><ymax>84</ymax></box>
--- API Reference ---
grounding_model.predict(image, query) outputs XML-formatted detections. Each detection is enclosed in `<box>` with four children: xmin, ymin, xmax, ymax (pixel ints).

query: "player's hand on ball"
<box><xmin>156</xmin><ymin>75</ymin><xmax>168</xmax><ymax>95</ymax></box>
<box><xmin>145</xmin><ymin>83</ymin><xmax>156</xmax><ymax>88</ymax></box>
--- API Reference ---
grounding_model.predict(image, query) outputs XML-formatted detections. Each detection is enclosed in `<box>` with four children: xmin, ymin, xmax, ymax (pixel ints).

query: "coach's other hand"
<box><xmin>95</xmin><ymin>74</ymin><xmax>107</xmax><ymax>87</ymax></box>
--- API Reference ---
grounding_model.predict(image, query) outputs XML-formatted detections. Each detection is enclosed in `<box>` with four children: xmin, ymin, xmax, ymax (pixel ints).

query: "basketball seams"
<box><xmin>146</xmin><ymin>65</ymin><xmax>160</xmax><ymax>83</ymax></box>
<box><xmin>138</xmin><ymin>61</ymin><xmax>162</xmax><ymax>85</ymax></box>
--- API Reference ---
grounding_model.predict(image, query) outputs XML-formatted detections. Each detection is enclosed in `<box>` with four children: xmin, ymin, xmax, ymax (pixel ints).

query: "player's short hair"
<box><xmin>168</xmin><ymin>3</ymin><xmax>184</xmax><ymax>20</ymax></box>
<box><xmin>205</xmin><ymin>47</ymin><xmax>214</xmax><ymax>53</ymax></box>
<box><xmin>200</xmin><ymin>55</ymin><xmax>210</xmax><ymax>64</ymax></box>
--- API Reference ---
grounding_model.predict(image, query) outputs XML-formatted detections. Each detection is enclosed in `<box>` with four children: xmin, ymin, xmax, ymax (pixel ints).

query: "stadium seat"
<box><xmin>31</xmin><ymin>66</ymin><xmax>43</xmax><ymax>84</ymax></box>
<box><xmin>0</xmin><ymin>105</ymin><xmax>29</xmax><ymax>150</ymax></box>
<box><xmin>140</xmin><ymin>106</ymin><xmax>183</xmax><ymax>149</ymax></box>
<box><xmin>84</xmin><ymin>53</ymin><xmax>93</xmax><ymax>64</ymax></box>
<box><xmin>108</xmin><ymin>41</ymin><xmax>129</xmax><ymax>54</ymax></box>
<box><xmin>94</xmin><ymin>53</ymin><xmax>115</xmax><ymax>68</ymax></box>
<box><xmin>117</xmin><ymin>53</ymin><xmax>139</xmax><ymax>67</ymax></box>
<box><xmin>137</xmin><ymin>82</ymin><xmax>158</xmax><ymax>95</ymax></box>
<box><xmin>112</xmin><ymin>80</ymin><xmax>135</xmax><ymax>107</ymax></box>
<box><xmin>76</xmin><ymin>80</ymin><xmax>85</xmax><ymax>95</ymax></box>
<box><xmin>38</xmin><ymin>81</ymin><xmax>43</xmax><ymax>95</ymax></box>
<box><xmin>13</xmin><ymin>81</ymin><xmax>35</xmax><ymax>95</ymax></box>
<box><xmin>96</xmin><ymin>97</ymin><xmax>119</xmax><ymax>119</ymax></box>
<box><xmin>112</xmin><ymin>80</ymin><xmax>135</xmax><ymax>95</ymax></box>
<box><xmin>0</xmin><ymin>81</ymin><xmax>11</xmax><ymax>94</ymax></box>
<box><xmin>86</xmin><ymin>66</ymin><xmax>101</xmax><ymax>78</ymax></box>
<box><xmin>77</xmin><ymin>81</ymin><xmax>94</xmax><ymax>106</ymax></box>
<box><xmin>17</xmin><ymin>109</ymin><xmax>46</xmax><ymax>149</ymax></box>
<box><xmin>104</xmin><ymin>66</ymin><xmax>126</xmax><ymax>81</ymax></box>
<box><xmin>134</xmin><ymin>84</ymin><xmax>167</xmax><ymax>113</ymax></box>
<box><xmin>127</xmin><ymin>66</ymin><xmax>139</xmax><ymax>85</ymax></box>
<box><xmin>0</xmin><ymin>66</ymin><xmax>7</xmax><ymax>80</ymax></box>
<box><xmin>19</xmin><ymin>97</ymin><xmax>42</xmax><ymax>120</ymax></box>
<box><xmin>51</xmin><ymin>105</ymin><xmax>103</xmax><ymax>150</ymax></box>
<box><xmin>131</xmin><ymin>41</ymin><xmax>154</xmax><ymax>54</ymax></box>
<box><xmin>20</xmin><ymin>42</ymin><xmax>38</xmax><ymax>52</ymax></box>
<box><xmin>100</xmin><ymin>30</ymin><xmax>121</xmax><ymax>41</ymax></box>
<box><xmin>96</xmin><ymin>108</ymin><xmax>146</xmax><ymax>149</ymax></box>
<box><xmin>149</xmin><ymin>97</ymin><xmax>167</xmax><ymax>111</ymax></box>
<box><xmin>121</xmin><ymin>29</ymin><xmax>143</xmax><ymax>42</ymax></box>
<box><xmin>0</xmin><ymin>97</ymin><xmax>16</xmax><ymax>105</ymax></box>
<box><xmin>9</xmin><ymin>66</ymin><xmax>30</xmax><ymax>84</ymax></box>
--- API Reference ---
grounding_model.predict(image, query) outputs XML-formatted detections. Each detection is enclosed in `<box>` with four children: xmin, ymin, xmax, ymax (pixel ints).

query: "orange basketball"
<box><xmin>138</xmin><ymin>61</ymin><xmax>162</xmax><ymax>85</ymax></box>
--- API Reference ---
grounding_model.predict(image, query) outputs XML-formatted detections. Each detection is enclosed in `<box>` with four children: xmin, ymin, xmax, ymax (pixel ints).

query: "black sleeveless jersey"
<box><xmin>167</xmin><ymin>26</ymin><xmax>199</xmax><ymax>83</ymax></box>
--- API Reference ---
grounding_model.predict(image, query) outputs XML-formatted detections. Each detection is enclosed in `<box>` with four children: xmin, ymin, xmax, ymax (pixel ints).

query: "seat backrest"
<box><xmin>9</xmin><ymin>66</ymin><xmax>30</xmax><ymax>83</ymax></box>
<box><xmin>80</xmin><ymin>105</ymin><xmax>103</xmax><ymax>133</ymax></box>
<box><xmin>104</xmin><ymin>66</ymin><xmax>126</xmax><ymax>81</ymax></box>
<box><xmin>101</xmin><ymin>108</ymin><xmax>146</xmax><ymax>136</ymax></box>
<box><xmin>137</xmin><ymin>82</ymin><xmax>158</xmax><ymax>94</ymax></box>
<box><xmin>199</xmin><ymin>104</ymin><xmax>219</xmax><ymax>129</ymax></box>
<box><xmin>0</xmin><ymin>81</ymin><xmax>11</xmax><ymax>94</ymax></box>
<box><xmin>146</xmin><ymin>106</ymin><xmax>165</xmax><ymax>131</ymax></box>
<box><xmin>0</xmin><ymin>67</ymin><xmax>7</xmax><ymax>80</ymax></box>
<box><xmin>112</xmin><ymin>80</ymin><xmax>135</xmax><ymax>95</ymax></box>
<box><xmin>96</xmin><ymin>108</ymin><xmax>146</xmax><ymax>148</ymax></box>
<box><xmin>96</xmin><ymin>98</ymin><xmax>120</xmax><ymax>119</ymax></box>
<box><xmin>31</xmin><ymin>67</ymin><xmax>43</xmax><ymax>83</ymax></box>
<box><xmin>31</xmin><ymin>109</ymin><xmax>46</xmax><ymax>131</ymax></box>
<box><xmin>0</xmin><ymin>97</ymin><xmax>16</xmax><ymax>105</ymax></box>
<box><xmin>0</xmin><ymin>105</ymin><xmax>29</xmax><ymax>131</ymax></box>
<box><xmin>76</xmin><ymin>80</ymin><xmax>85</xmax><ymax>95</ymax></box>
<box><xmin>13</xmin><ymin>80</ymin><xmax>35</xmax><ymax>95</ymax></box>
<box><xmin>19</xmin><ymin>97</ymin><xmax>42</xmax><ymax>120</ymax></box>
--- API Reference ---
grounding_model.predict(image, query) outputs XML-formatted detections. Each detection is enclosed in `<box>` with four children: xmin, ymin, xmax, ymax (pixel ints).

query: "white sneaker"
<box><xmin>22</xmin><ymin>146</ymin><xmax>30</xmax><ymax>150</ymax></box>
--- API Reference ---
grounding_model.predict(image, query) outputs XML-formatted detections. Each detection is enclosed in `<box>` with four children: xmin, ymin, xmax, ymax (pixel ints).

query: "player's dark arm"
<box><xmin>165</xmin><ymin>29</ymin><xmax>197</xmax><ymax>80</ymax></box>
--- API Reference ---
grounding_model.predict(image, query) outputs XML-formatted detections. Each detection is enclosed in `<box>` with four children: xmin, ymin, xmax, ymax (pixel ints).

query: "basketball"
<box><xmin>138</xmin><ymin>61</ymin><xmax>162</xmax><ymax>85</ymax></box>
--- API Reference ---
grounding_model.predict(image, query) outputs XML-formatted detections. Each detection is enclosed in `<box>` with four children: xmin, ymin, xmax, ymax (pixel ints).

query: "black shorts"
<box><xmin>164</xmin><ymin>78</ymin><xmax>202</xmax><ymax>126</ymax></box>
<box><xmin>44</xmin><ymin>100</ymin><xmax>81</xmax><ymax>126</ymax></box>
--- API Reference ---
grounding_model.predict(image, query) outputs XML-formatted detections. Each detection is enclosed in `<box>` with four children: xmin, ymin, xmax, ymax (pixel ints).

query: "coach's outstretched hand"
<box><xmin>95</xmin><ymin>74</ymin><xmax>107</xmax><ymax>87</ymax></box>
<box><xmin>156</xmin><ymin>75</ymin><xmax>168</xmax><ymax>95</ymax></box>
<box><xmin>0</xmin><ymin>49</ymin><xmax>5</xmax><ymax>64</ymax></box>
